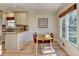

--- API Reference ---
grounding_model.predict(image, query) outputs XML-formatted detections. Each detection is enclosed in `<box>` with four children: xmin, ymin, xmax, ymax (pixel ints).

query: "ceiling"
<box><xmin>0</xmin><ymin>3</ymin><xmax>62</xmax><ymax>14</ymax></box>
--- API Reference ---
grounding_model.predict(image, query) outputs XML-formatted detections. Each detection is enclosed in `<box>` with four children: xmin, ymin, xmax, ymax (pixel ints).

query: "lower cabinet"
<box><xmin>17</xmin><ymin>32</ymin><xmax>25</xmax><ymax>50</ymax></box>
<box><xmin>5</xmin><ymin>31</ymin><xmax>28</xmax><ymax>51</ymax></box>
<box><xmin>5</xmin><ymin>32</ymin><xmax>17</xmax><ymax>51</ymax></box>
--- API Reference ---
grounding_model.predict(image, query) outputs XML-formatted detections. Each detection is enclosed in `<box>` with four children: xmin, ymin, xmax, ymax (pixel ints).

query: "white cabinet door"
<box><xmin>5</xmin><ymin>33</ymin><xmax>17</xmax><ymax>50</ymax></box>
<box><xmin>17</xmin><ymin>33</ymin><xmax>23</xmax><ymax>50</ymax></box>
<box><xmin>2</xmin><ymin>13</ymin><xmax>6</xmax><ymax>25</ymax></box>
<box><xmin>20</xmin><ymin>13</ymin><xmax>28</xmax><ymax>25</ymax></box>
<box><xmin>15</xmin><ymin>13</ymin><xmax>21</xmax><ymax>25</ymax></box>
<box><xmin>15</xmin><ymin>12</ymin><xmax>28</xmax><ymax>25</ymax></box>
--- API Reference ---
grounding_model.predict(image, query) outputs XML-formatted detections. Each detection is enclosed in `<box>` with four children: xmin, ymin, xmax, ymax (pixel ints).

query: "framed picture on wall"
<box><xmin>38</xmin><ymin>18</ymin><xmax>48</xmax><ymax>28</ymax></box>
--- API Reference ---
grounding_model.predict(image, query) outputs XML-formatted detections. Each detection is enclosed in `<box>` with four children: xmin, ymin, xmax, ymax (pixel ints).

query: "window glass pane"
<box><xmin>69</xmin><ymin>37</ymin><xmax>77</xmax><ymax>44</ymax></box>
<box><xmin>62</xmin><ymin>17</ymin><xmax>65</xmax><ymax>26</ymax></box>
<box><xmin>69</xmin><ymin>26</ymin><xmax>76</xmax><ymax>33</ymax></box>
<box><xmin>7</xmin><ymin>20</ymin><xmax>16</xmax><ymax>28</ymax></box>
<box><xmin>8</xmin><ymin>22</ymin><xmax>15</xmax><ymax>28</ymax></box>
<box><xmin>69</xmin><ymin>10</ymin><xmax>77</xmax><ymax>26</ymax></box>
<box><xmin>69</xmin><ymin>10</ymin><xmax>77</xmax><ymax>44</ymax></box>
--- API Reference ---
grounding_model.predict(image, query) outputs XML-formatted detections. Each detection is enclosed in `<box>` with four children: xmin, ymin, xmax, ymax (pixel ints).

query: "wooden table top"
<box><xmin>36</xmin><ymin>34</ymin><xmax>52</xmax><ymax>40</ymax></box>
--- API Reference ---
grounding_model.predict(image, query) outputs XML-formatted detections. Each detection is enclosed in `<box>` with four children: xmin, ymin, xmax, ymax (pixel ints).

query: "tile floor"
<box><xmin>2</xmin><ymin>41</ymin><xmax>68</xmax><ymax>56</ymax></box>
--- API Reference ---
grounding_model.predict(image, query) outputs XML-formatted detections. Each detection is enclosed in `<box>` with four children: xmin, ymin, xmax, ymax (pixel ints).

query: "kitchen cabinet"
<box><xmin>15</xmin><ymin>13</ymin><xmax>21</xmax><ymax>25</ymax></box>
<box><xmin>17</xmin><ymin>31</ymin><xmax>29</xmax><ymax>50</ymax></box>
<box><xmin>5</xmin><ymin>32</ymin><xmax>17</xmax><ymax>50</ymax></box>
<box><xmin>15</xmin><ymin>12</ymin><xmax>28</xmax><ymax>25</ymax></box>
<box><xmin>2</xmin><ymin>13</ymin><xmax>6</xmax><ymax>25</ymax></box>
<box><xmin>2</xmin><ymin>12</ymin><xmax>28</xmax><ymax>25</ymax></box>
<box><xmin>17</xmin><ymin>32</ymin><xmax>25</xmax><ymax>50</ymax></box>
<box><xmin>4</xmin><ymin>31</ymin><xmax>29</xmax><ymax>51</ymax></box>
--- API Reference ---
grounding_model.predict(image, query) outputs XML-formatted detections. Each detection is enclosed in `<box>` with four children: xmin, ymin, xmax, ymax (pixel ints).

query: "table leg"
<box><xmin>36</xmin><ymin>40</ymin><xmax>38</xmax><ymax>55</ymax></box>
<box><xmin>36</xmin><ymin>44</ymin><xmax>37</xmax><ymax>55</ymax></box>
<box><xmin>50</xmin><ymin>39</ymin><xmax>52</xmax><ymax>56</ymax></box>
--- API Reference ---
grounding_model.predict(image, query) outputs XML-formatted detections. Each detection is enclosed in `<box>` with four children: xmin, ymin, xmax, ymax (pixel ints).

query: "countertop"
<box><xmin>3</xmin><ymin>29</ymin><xmax>27</xmax><ymax>33</ymax></box>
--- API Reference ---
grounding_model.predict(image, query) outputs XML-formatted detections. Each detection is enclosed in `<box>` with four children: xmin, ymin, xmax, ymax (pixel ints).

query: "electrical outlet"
<box><xmin>62</xmin><ymin>43</ymin><xmax>65</xmax><ymax>46</ymax></box>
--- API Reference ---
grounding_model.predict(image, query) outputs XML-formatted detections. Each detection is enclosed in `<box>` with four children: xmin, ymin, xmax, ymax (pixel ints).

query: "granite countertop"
<box><xmin>2</xmin><ymin>25</ymin><xmax>28</xmax><ymax>33</ymax></box>
<box><xmin>3</xmin><ymin>29</ymin><xmax>27</xmax><ymax>33</ymax></box>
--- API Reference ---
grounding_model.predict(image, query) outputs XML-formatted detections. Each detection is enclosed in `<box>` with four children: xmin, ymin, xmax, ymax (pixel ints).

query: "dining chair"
<box><xmin>33</xmin><ymin>32</ymin><xmax>43</xmax><ymax>44</ymax></box>
<box><xmin>50</xmin><ymin>33</ymin><xmax>54</xmax><ymax>42</ymax></box>
<box><xmin>33</xmin><ymin>32</ymin><xmax>44</xmax><ymax>55</ymax></box>
<box><xmin>33</xmin><ymin>32</ymin><xmax>37</xmax><ymax>44</ymax></box>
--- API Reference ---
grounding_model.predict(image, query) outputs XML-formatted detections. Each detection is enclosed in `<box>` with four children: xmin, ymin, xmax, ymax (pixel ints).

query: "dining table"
<box><xmin>35</xmin><ymin>34</ymin><xmax>53</xmax><ymax>55</ymax></box>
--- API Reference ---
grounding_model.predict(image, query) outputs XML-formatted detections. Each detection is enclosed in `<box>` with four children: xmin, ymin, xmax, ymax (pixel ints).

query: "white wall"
<box><xmin>56</xmin><ymin>3</ymin><xmax>79</xmax><ymax>56</ymax></box>
<box><xmin>27</xmin><ymin>12</ymin><xmax>57</xmax><ymax>41</ymax></box>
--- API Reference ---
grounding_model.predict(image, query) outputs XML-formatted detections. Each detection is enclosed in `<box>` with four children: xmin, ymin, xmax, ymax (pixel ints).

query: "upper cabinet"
<box><xmin>15</xmin><ymin>12</ymin><xmax>28</xmax><ymax>25</ymax></box>
<box><xmin>2</xmin><ymin>12</ymin><xmax>28</xmax><ymax>25</ymax></box>
<box><xmin>15</xmin><ymin>13</ymin><xmax>21</xmax><ymax>25</ymax></box>
<box><xmin>2</xmin><ymin>13</ymin><xmax>6</xmax><ymax>25</ymax></box>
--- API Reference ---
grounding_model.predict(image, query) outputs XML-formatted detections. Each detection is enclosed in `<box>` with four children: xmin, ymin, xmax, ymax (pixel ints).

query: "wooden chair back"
<box><xmin>50</xmin><ymin>33</ymin><xmax>54</xmax><ymax>42</ymax></box>
<box><xmin>33</xmin><ymin>32</ymin><xmax>37</xmax><ymax>43</ymax></box>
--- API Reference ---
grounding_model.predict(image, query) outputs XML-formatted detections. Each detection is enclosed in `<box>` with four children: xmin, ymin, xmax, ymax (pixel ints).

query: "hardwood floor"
<box><xmin>2</xmin><ymin>41</ymin><xmax>68</xmax><ymax>56</ymax></box>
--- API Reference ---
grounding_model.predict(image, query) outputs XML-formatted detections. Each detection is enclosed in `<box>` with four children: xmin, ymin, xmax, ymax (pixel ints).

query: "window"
<box><xmin>60</xmin><ymin>10</ymin><xmax>77</xmax><ymax>46</ymax></box>
<box><xmin>68</xmin><ymin>10</ymin><xmax>77</xmax><ymax>44</ymax></box>
<box><xmin>7</xmin><ymin>20</ymin><xmax>16</xmax><ymax>28</ymax></box>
